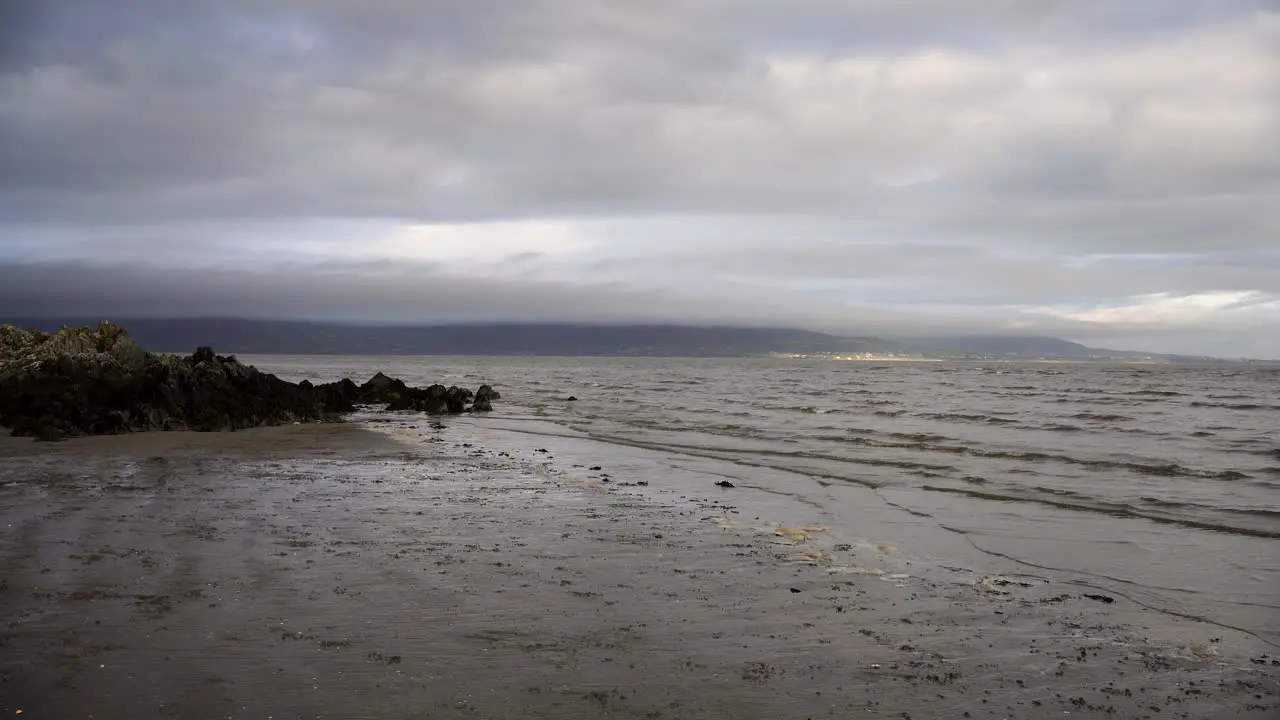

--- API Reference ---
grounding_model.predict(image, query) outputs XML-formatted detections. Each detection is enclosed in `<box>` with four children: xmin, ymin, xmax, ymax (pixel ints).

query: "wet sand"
<box><xmin>1</xmin><ymin>420</ymin><xmax>1276</xmax><ymax>719</ymax></box>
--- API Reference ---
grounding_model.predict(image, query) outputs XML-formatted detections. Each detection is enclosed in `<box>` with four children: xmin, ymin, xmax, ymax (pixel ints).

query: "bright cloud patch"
<box><xmin>1027</xmin><ymin>292</ymin><xmax>1280</xmax><ymax>328</ymax></box>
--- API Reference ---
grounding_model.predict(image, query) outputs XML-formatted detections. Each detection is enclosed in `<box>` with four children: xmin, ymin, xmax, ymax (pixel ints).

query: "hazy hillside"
<box><xmin>909</xmin><ymin>335</ymin><xmax>1097</xmax><ymax>357</ymax></box>
<box><xmin>2</xmin><ymin>318</ymin><xmax>1226</xmax><ymax>360</ymax></box>
<box><xmin>1</xmin><ymin>318</ymin><xmax>915</xmax><ymax>357</ymax></box>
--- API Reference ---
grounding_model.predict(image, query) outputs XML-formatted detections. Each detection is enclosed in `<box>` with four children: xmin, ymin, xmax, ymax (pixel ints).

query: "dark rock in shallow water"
<box><xmin>361</xmin><ymin>372</ymin><xmax>411</xmax><ymax>404</ymax></box>
<box><xmin>470</xmin><ymin>384</ymin><xmax>498</xmax><ymax>412</ymax></box>
<box><xmin>445</xmin><ymin>386</ymin><xmax>470</xmax><ymax>414</ymax></box>
<box><xmin>714</xmin><ymin>481</ymin><xmax>736</xmax><ymax>488</ymax></box>
<box><xmin>0</xmin><ymin>322</ymin><xmax>502</xmax><ymax>439</ymax></box>
<box><xmin>363</xmin><ymin>371</ymin><xmax>395</xmax><ymax>390</ymax></box>
<box><xmin>384</xmin><ymin>385</ymin><xmax>458</xmax><ymax>414</ymax></box>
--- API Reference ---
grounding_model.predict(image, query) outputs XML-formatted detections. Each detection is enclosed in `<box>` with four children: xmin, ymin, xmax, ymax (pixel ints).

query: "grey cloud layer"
<box><xmin>4</xmin><ymin>2</ymin><xmax>1277</xmax><ymax>236</ymax></box>
<box><xmin>1</xmin><ymin>1</ymin><xmax>1278</xmax><ymax>355</ymax></box>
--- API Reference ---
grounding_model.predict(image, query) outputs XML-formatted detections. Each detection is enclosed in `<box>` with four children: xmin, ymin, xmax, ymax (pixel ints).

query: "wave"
<box><xmin>921</xmin><ymin>485</ymin><xmax>1280</xmax><ymax>539</ymax></box>
<box><xmin>1219</xmin><ymin>507</ymin><xmax>1280</xmax><ymax>518</ymax></box>
<box><xmin>816</xmin><ymin>433</ymin><xmax>1252</xmax><ymax>481</ymax></box>
<box><xmin>1138</xmin><ymin>496</ymin><xmax>1194</xmax><ymax>508</ymax></box>
<box><xmin>816</xmin><ymin>434</ymin><xmax>967</xmax><ymax>454</ymax></box>
<box><xmin>918</xmin><ymin>412</ymin><xmax>1016</xmax><ymax>424</ymax></box>
<box><xmin>888</xmin><ymin>432</ymin><xmax>955</xmax><ymax>443</ymax></box>
<box><xmin>555</xmin><ymin>430</ymin><xmax>958</xmax><ymax>488</ymax></box>
<box><xmin>1190</xmin><ymin>401</ymin><xmax>1279</xmax><ymax>411</ymax></box>
<box><xmin>1052</xmin><ymin>397</ymin><xmax>1142</xmax><ymax>405</ymax></box>
<box><xmin>1033</xmin><ymin>485</ymin><xmax>1089</xmax><ymax>498</ymax></box>
<box><xmin>1072</xmin><ymin>412</ymin><xmax>1134</xmax><ymax>422</ymax></box>
<box><xmin>745</xmin><ymin>404</ymin><xmax>850</xmax><ymax>415</ymax></box>
<box><xmin>596</xmin><ymin>432</ymin><xmax>962</xmax><ymax>474</ymax></box>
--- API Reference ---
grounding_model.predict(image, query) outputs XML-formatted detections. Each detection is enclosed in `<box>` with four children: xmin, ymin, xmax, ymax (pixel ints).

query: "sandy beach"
<box><xmin>1</xmin><ymin>418</ymin><xmax>1276</xmax><ymax>719</ymax></box>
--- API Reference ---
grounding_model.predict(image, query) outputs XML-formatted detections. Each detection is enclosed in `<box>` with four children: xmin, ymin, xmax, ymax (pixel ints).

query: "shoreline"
<box><xmin>1</xmin><ymin>419</ymin><xmax>1276</xmax><ymax>718</ymax></box>
<box><xmin>0</xmin><ymin>420</ymin><xmax>398</xmax><ymax>459</ymax></box>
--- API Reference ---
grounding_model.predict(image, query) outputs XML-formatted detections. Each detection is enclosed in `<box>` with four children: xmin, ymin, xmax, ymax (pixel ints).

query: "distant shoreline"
<box><xmin>7</xmin><ymin>318</ymin><xmax>1265</xmax><ymax>363</ymax></box>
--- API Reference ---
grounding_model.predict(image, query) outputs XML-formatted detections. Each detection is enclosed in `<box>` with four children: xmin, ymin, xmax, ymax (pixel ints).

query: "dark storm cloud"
<box><xmin>1</xmin><ymin>1</ymin><xmax>1278</xmax><ymax>355</ymax></box>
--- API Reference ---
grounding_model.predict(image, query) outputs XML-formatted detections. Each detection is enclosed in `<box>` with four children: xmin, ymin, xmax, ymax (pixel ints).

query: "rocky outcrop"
<box><xmin>472</xmin><ymin>385</ymin><xmax>501</xmax><ymax>412</ymax></box>
<box><xmin>0</xmin><ymin>323</ymin><xmax>500</xmax><ymax>440</ymax></box>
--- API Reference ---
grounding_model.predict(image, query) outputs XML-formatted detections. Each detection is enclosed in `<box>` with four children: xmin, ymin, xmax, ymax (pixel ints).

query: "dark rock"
<box><xmin>362</xmin><ymin>372</ymin><xmax>411</xmax><ymax>404</ymax></box>
<box><xmin>475</xmin><ymin>384</ymin><xmax>500</xmax><ymax>401</ymax></box>
<box><xmin>0</xmin><ymin>326</ymin><xmax>350</xmax><ymax>438</ymax></box>
<box><xmin>714</xmin><ymin>481</ymin><xmax>735</xmax><ymax>488</ymax></box>
<box><xmin>444</xmin><ymin>386</ymin><xmax>469</xmax><ymax>414</ymax></box>
<box><xmin>363</xmin><ymin>371</ymin><xmax>396</xmax><ymax>391</ymax></box>
<box><xmin>385</xmin><ymin>383</ymin><xmax>452</xmax><ymax>414</ymax></box>
<box><xmin>0</xmin><ymin>322</ymin><xmax>503</xmax><ymax>439</ymax></box>
<box><xmin>567</xmin><ymin>396</ymin><xmax>579</xmax><ymax>402</ymax></box>
<box><xmin>1083</xmin><ymin>593</ymin><xmax>1116</xmax><ymax>604</ymax></box>
<box><xmin>471</xmin><ymin>396</ymin><xmax>493</xmax><ymax>412</ymax></box>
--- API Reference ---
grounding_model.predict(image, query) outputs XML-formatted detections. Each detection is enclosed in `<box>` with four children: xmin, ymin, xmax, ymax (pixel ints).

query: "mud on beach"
<box><xmin>0</xmin><ymin>420</ymin><xmax>1276</xmax><ymax>719</ymax></box>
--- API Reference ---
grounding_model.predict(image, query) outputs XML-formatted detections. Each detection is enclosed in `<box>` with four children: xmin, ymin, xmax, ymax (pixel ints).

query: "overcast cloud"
<box><xmin>1</xmin><ymin>1</ymin><xmax>1278</xmax><ymax>356</ymax></box>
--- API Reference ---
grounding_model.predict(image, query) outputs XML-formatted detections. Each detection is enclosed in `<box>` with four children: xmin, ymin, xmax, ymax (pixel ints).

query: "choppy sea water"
<box><xmin>251</xmin><ymin>356</ymin><xmax>1280</xmax><ymax>644</ymax></box>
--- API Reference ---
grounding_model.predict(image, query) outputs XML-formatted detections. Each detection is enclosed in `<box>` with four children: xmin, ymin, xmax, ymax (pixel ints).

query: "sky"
<box><xmin>1</xmin><ymin>1</ymin><xmax>1278</xmax><ymax>357</ymax></box>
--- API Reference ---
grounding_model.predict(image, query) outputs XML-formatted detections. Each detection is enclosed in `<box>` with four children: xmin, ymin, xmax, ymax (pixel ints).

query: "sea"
<box><xmin>250</xmin><ymin>356</ymin><xmax>1280</xmax><ymax>645</ymax></box>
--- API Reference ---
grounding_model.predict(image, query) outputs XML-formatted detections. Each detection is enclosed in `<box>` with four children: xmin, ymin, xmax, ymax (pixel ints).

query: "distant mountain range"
<box><xmin>905</xmin><ymin>335</ymin><xmax>1187</xmax><ymax>360</ymax></box>
<box><xmin>0</xmin><ymin>317</ymin><xmax>1227</xmax><ymax>362</ymax></box>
